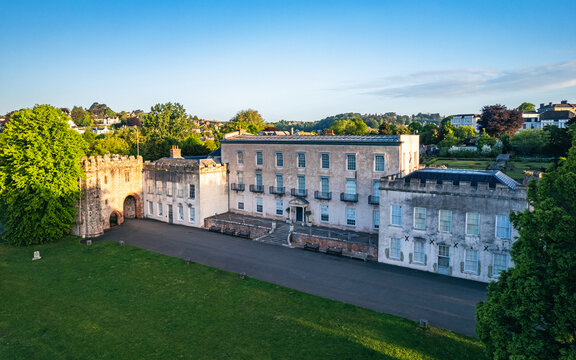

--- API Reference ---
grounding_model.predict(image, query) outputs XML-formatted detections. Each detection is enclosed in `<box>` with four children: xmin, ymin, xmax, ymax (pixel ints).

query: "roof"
<box><xmin>451</xmin><ymin>114</ymin><xmax>480</xmax><ymax>117</ymax></box>
<box><xmin>540</xmin><ymin>110</ymin><xmax>574</xmax><ymax>120</ymax></box>
<box><xmin>403</xmin><ymin>168</ymin><xmax>519</xmax><ymax>189</ymax></box>
<box><xmin>221</xmin><ymin>134</ymin><xmax>403</xmax><ymax>146</ymax></box>
<box><xmin>150</xmin><ymin>157</ymin><xmax>222</xmax><ymax>167</ymax></box>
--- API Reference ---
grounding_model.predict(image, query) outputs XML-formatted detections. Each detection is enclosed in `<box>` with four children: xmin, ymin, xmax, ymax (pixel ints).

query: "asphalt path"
<box><xmin>96</xmin><ymin>219</ymin><xmax>487</xmax><ymax>336</ymax></box>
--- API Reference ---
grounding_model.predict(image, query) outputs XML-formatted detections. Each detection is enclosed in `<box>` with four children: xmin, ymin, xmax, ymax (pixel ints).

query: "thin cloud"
<box><xmin>351</xmin><ymin>60</ymin><xmax>576</xmax><ymax>98</ymax></box>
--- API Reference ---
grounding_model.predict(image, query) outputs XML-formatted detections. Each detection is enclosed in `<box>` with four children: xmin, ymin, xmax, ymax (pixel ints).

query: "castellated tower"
<box><xmin>72</xmin><ymin>154</ymin><xmax>143</xmax><ymax>238</ymax></box>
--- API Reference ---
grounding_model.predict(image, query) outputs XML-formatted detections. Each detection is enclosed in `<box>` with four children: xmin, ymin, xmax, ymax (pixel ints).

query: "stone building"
<box><xmin>143</xmin><ymin>146</ymin><xmax>228</xmax><ymax>228</ymax></box>
<box><xmin>221</xmin><ymin>132</ymin><xmax>420</xmax><ymax>233</ymax></box>
<box><xmin>72</xmin><ymin>154</ymin><xmax>144</xmax><ymax>238</ymax></box>
<box><xmin>378</xmin><ymin>168</ymin><xmax>528</xmax><ymax>283</ymax></box>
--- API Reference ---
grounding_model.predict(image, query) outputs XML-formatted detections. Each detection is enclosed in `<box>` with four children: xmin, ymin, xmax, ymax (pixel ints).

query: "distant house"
<box><xmin>67</xmin><ymin>119</ymin><xmax>85</xmax><ymax>134</ymax></box>
<box><xmin>539</xmin><ymin>110</ymin><xmax>574</xmax><ymax>129</ymax></box>
<box><xmin>94</xmin><ymin>116</ymin><xmax>121</xmax><ymax>126</ymax></box>
<box><xmin>450</xmin><ymin>114</ymin><xmax>480</xmax><ymax>130</ymax></box>
<box><xmin>538</xmin><ymin>100</ymin><xmax>576</xmax><ymax>115</ymax></box>
<box><xmin>91</xmin><ymin>126</ymin><xmax>111</xmax><ymax>135</ymax></box>
<box><xmin>521</xmin><ymin>111</ymin><xmax>540</xmax><ymax>130</ymax></box>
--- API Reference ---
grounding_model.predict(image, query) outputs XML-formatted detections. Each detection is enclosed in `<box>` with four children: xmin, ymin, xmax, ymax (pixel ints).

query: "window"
<box><xmin>158</xmin><ymin>202</ymin><xmax>163</xmax><ymax>216</ymax></box>
<box><xmin>256</xmin><ymin>198</ymin><xmax>263</xmax><ymax>213</ymax></box>
<box><xmin>347</xmin><ymin>154</ymin><xmax>356</xmax><ymax>171</ymax></box>
<box><xmin>297</xmin><ymin>175</ymin><xmax>305</xmax><ymax>191</ymax></box>
<box><xmin>237</xmin><ymin>171</ymin><xmax>244</xmax><ymax>185</ymax></box>
<box><xmin>493</xmin><ymin>254</ymin><xmax>508</xmax><ymax>277</ymax></box>
<box><xmin>147</xmin><ymin>180</ymin><xmax>154</xmax><ymax>193</ymax></box>
<box><xmin>321</xmin><ymin>205</ymin><xmax>329</xmax><ymax>222</ymax></box>
<box><xmin>320</xmin><ymin>177</ymin><xmax>330</xmax><ymax>194</ymax></box>
<box><xmin>390</xmin><ymin>238</ymin><xmax>401</xmax><ymax>260</ymax></box>
<box><xmin>414</xmin><ymin>239</ymin><xmax>425</xmax><ymax>264</ymax></box>
<box><xmin>346</xmin><ymin>208</ymin><xmax>356</xmax><ymax>226</ymax></box>
<box><xmin>156</xmin><ymin>181</ymin><xmax>162</xmax><ymax>194</ymax></box>
<box><xmin>104</xmin><ymin>176</ymin><xmax>108</xmax><ymax>185</ymax></box>
<box><xmin>345</xmin><ymin>178</ymin><xmax>356</xmax><ymax>194</ymax></box>
<box><xmin>439</xmin><ymin>210</ymin><xmax>452</xmax><ymax>233</ymax></box>
<box><xmin>297</xmin><ymin>152</ymin><xmax>306</xmax><ymax>168</ymax></box>
<box><xmin>373</xmin><ymin>210</ymin><xmax>380</xmax><ymax>230</ymax></box>
<box><xmin>391</xmin><ymin>205</ymin><xmax>402</xmax><ymax>226</ymax></box>
<box><xmin>372</xmin><ymin>179</ymin><xmax>380</xmax><ymax>201</ymax></box>
<box><xmin>237</xmin><ymin>151</ymin><xmax>244</xmax><ymax>165</ymax></box>
<box><xmin>374</xmin><ymin>155</ymin><xmax>385</xmax><ymax>172</ymax></box>
<box><xmin>466</xmin><ymin>212</ymin><xmax>480</xmax><ymax>236</ymax></box>
<box><xmin>275</xmin><ymin>174</ymin><xmax>283</xmax><ymax>189</ymax></box>
<box><xmin>465</xmin><ymin>249</ymin><xmax>479</xmax><ymax>274</ymax></box>
<box><xmin>255</xmin><ymin>173</ymin><xmax>263</xmax><ymax>187</ymax></box>
<box><xmin>237</xmin><ymin>195</ymin><xmax>244</xmax><ymax>210</ymax></box>
<box><xmin>189</xmin><ymin>184</ymin><xmax>195</xmax><ymax>199</ymax></box>
<box><xmin>255</xmin><ymin>151</ymin><xmax>263</xmax><ymax>166</ymax></box>
<box><xmin>414</xmin><ymin>207</ymin><xmax>426</xmax><ymax>230</ymax></box>
<box><xmin>148</xmin><ymin>201</ymin><xmax>153</xmax><ymax>215</ymax></box>
<box><xmin>125</xmin><ymin>170</ymin><xmax>130</xmax><ymax>182</ymax></box>
<box><xmin>177</xmin><ymin>184</ymin><xmax>184</xmax><ymax>198</ymax></box>
<box><xmin>189</xmin><ymin>207</ymin><xmax>195</xmax><ymax>222</ymax></box>
<box><xmin>321</xmin><ymin>153</ymin><xmax>330</xmax><ymax>169</ymax></box>
<box><xmin>496</xmin><ymin>215</ymin><xmax>511</xmax><ymax>239</ymax></box>
<box><xmin>276</xmin><ymin>200</ymin><xmax>283</xmax><ymax>216</ymax></box>
<box><xmin>178</xmin><ymin>204</ymin><xmax>183</xmax><ymax>221</ymax></box>
<box><xmin>166</xmin><ymin>182</ymin><xmax>172</xmax><ymax>196</ymax></box>
<box><xmin>276</xmin><ymin>152</ymin><xmax>283</xmax><ymax>167</ymax></box>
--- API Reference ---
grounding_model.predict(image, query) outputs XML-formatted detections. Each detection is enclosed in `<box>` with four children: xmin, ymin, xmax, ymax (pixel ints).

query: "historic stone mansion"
<box><xmin>73</xmin><ymin>132</ymin><xmax>528</xmax><ymax>283</ymax></box>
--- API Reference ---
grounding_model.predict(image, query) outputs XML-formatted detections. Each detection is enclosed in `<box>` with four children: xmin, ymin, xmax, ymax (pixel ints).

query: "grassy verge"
<box><xmin>0</xmin><ymin>237</ymin><xmax>486</xmax><ymax>360</ymax></box>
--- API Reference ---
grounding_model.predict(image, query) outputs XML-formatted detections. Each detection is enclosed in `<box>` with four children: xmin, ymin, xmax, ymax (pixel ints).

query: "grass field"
<box><xmin>0</xmin><ymin>237</ymin><xmax>487</xmax><ymax>360</ymax></box>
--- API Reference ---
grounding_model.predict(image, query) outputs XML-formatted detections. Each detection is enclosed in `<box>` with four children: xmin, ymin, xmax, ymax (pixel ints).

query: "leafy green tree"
<box><xmin>518</xmin><ymin>102</ymin><xmax>536</xmax><ymax>112</ymax></box>
<box><xmin>88</xmin><ymin>102</ymin><xmax>107</xmax><ymax>117</ymax></box>
<box><xmin>181</xmin><ymin>135</ymin><xmax>209</xmax><ymax>156</ymax></box>
<box><xmin>105</xmin><ymin>107</ymin><xmax>116</xmax><ymax>118</ymax></box>
<box><xmin>420</xmin><ymin>123</ymin><xmax>439</xmax><ymax>145</ymax></box>
<box><xmin>477</xmin><ymin>129</ymin><xmax>497</xmax><ymax>150</ymax></box>
<box><xmin>143</xmin><ymin>103</ymin><xmax>192</xmax><ymax>140</ymax></box>
<box><xmin>71</xmin><ymin>106</ymin><xmax>85</xmax><ymax>124</ymax></box>
<box><xmin>223</xmin><ymin>109</ymin><xmax>266</xmax><ymax>134</ymax></box>
<box><xmin>344</xmin><ymin>117</ymin><xmax>368</xmax><ymax>135</ymax></box>
<box><xmin>408</xmin><ymin>122</ymin><xmax>423</xmax><ymax>134</ymax></box>
<box><xmin>453</xmin><ymin>126</ymin><xmax>477</xmax><ymax>141</ymax></box>
<box><xmin>329</xmin><ymin>119</ymin><xmax>348</xmax><ymax>135</ymax></box>
<box><xmin>510</xmin><ymin>129</ymin><xmax>548</xmax><ymax>155</ymax></box>
<box><xmin>0</xmin><ymin>105</ymin><xmax>86</xmax><ymax>246</ymax></box>
<box><xmin>476</xmin><ymin>141</ymin><xmax>576</xmax><ymax>359</ymax></box>
<box><xmin>378</xmin><ymin>121</ymin><xmax>393</xmax><ymax>135</ymax></box>
<box><xmin>89</xmin><ymin>133</ymin><xmax>131</xmax><ymax>156</ymax></box>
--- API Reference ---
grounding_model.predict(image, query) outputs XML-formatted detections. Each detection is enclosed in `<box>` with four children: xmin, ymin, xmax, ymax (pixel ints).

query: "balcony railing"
<box><xmin>314</xmin><ymin>191</ymin><xmax>332</xmax><ymax>200</ymax></box>
<box><xmin>249</xmin><ymin>184</ymin><xmax>265</xmax><ymax>193</ymax></box>
<box><xmin>231</xmin><ymin>183</ymin><xmax>245</xmax><ymax>191</ymax></box>
<box><xmin>269</xmin><ymin>186</ymin><xmax>285</xmax><ymax>195</ymax></box>
<box><xmin>340</xmin><ymin>193</ymin><xmax>358</xmax><ymax>202</ymax></box>
<box><xmin>291</xmin><ymin>188</ymin><xmax>308</xmax><ymax>197</ymax></box>
<box><xmin>368</xmin><ymin>195</ymin><xmax>380</xmax><ymax>205</ymax></box>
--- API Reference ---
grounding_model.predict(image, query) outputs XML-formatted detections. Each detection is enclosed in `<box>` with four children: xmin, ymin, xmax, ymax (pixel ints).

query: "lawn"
<box><xmin>0</xmin><ymin>237</ymin><xmax>487</xmax><ymax>360</ymax></box>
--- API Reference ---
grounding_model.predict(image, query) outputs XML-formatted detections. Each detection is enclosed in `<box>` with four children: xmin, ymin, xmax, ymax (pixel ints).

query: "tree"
<box><xmin>378</xmin><ymin>121</ymin><xmax>393</xmax><ymax>135</ymax></box>
<box><xmin>344</xmin><ymin>117</ymin><xmax>368</xmax><ymax>135</ymax></box>
<box><xmin>225</xmin><ymin>109</ymin><xmax>266</xmax><ymax>134</ymax></box>
<box><xmin>518</xmin><ymin>102</ymin><xmax>536</xmax><ymax>112</ymax></box>
<box><xmin>0</xmin><ymin>105</ymin><xmax>86</xmax><ymax>246</ymax></box>
<box><xmin>71</xmin><ymin>106</ymin><xmax>85</xmax><ymax>124</ymax></box>
<box><xmin>510</xmin><ymin>129</ymin><xmax>548</xmax><ymax>155</ymax></box>
<box><xmin>478</xmin><ymin>104</ymin><xmax>524</xmax><ymax>136</ymax></box>
<box><xmin>476</xmin><ymin>141</ymin><xmax>576</xmax><ymax>359</ymax></box>
<box><xmin>89</xmin><ymin>133</ymin><xmax>131</xmax><ymax>156</ymax></box>
<box><xmin>126</xmin><ymin>117</ymin><xmax>142</xmax><ymax>127</ymax></box>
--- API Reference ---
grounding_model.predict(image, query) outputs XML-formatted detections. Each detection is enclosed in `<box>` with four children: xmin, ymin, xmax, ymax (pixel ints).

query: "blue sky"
<box><xmin>1</xmin><ymin>0</ymin><xmax>575</xmax><ymax>122</ymax></box>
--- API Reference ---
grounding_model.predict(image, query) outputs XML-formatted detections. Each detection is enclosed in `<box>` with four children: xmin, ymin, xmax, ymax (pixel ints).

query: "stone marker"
<box><xmin>86</xmin><ymin>240</ymin><xmax>92</xmax><ymax>246</ymax></box>
<box><xmin>32</xmin><ymin>251</ymin><xmax>41</xmax><ymax>261</ymax></box>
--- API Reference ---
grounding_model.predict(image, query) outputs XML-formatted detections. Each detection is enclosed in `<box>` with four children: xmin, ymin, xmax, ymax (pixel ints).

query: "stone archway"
<box><xmin>109</xmin><ymin>210</ymin><xmax>123</xmax><ymax>228</ymax></box>
<box><xmin>124</xmin><ymin>196</ymin><xmax>137</xmax><ymax>219</ymax></box>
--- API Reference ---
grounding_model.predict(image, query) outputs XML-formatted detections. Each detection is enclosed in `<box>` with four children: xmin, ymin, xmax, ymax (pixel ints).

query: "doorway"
<box><xmin>168</xmin><ymin>204</ymin><xmax>173</xmax><ymax>224</ymax></box>
<box><xmin>438</xmin><ymin>245</ymin><xmax>450</xmax><ymax>275</ymax></box>
<box><xmin>123</xmin><ymin>196</ymin><xmax>136</xmax><ymax>219</ymax></box>
<box><xmin>295</xmin><ymin>207</ymin><xmax>304</xmax><ymax>222</ymax></box>
<box><xmin>110</xmin><ymin>213</ymin><xmax>118</xmax><ymax>227</ymax></box>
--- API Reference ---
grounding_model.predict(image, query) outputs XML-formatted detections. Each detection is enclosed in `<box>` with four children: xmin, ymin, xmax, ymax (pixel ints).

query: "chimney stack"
<box><xmin>170</xmin><ymin>145</ymin><xmax>182</xmax><ymax>158</ymax></box>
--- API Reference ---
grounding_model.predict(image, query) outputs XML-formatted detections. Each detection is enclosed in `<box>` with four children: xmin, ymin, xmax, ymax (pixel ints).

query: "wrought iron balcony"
<box><xmin>231</xmin><ymin>183</ymin><xmax>245</xmax><ymax>191</ymax></box>
<box><xmin>269</xmin><ymin>186</ymin><xmax>285</xmax><ymax>195</ymax></box>
<box><xmin>249</xmin><ymin>184</ymin><xmax>264</xmax><ymax>193</ymax></box>
<box><xmin>314</xmin><ymin>191</ymin><xmax>332</xmax><ymax>200</ymax></box>
<box><xmin>291</xmin><ymin>188</ymin><xmax>308</xmax><ymax>197</ymax></box>
<box><xmin>368</xmin><ymin>195</ymin><xmax>380</xmax><ymax>205</ymax></box>
<box><xmin>340</xmin><ymin>193</ymin><xmax>358</xmax><ymax>202</ymax></box>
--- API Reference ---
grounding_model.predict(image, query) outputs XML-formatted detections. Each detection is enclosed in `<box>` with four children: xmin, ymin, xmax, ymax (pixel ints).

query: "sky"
<box><xmin>1</xmin><ymin>0</ymin><xmax>575</xmax><ymax>122</ymax></box>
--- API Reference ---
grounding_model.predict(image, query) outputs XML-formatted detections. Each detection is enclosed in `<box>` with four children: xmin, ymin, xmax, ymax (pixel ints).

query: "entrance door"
<box><xmin>438</xmin><ymin>245</ymin><xmax>450</xmax><ymax>275</ymax></box>
<box><xmin>295</xmin><ymin>207</ymin><xmax>304</xmax><ymax>222</ymax></box>
<box><xmin>110</xmin><ymin>213</ymin><xmax>118</xmax><ymax>227</ymax></box>
<box><xmin>168</xmin><ymin>205</ymin><xmax>173</xmax><ymax>224</ymax></box>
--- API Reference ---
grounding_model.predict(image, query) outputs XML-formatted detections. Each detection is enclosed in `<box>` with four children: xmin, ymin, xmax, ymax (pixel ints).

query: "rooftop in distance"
<box><xmin>221</xmin><ymin>133</ymin><xmax>406</xmax><ymax>145</ymax></box>
<box><xmin>402</xmin><ymin>168</ymin><xmax>520</xmax><ymax>189</ymax></box>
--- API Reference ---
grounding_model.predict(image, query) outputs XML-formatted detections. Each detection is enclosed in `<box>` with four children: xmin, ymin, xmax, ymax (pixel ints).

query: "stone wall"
<box><xmin>72</xmin><ymin>155</ymin><xmax>143</xmax><ymax>238</ymax></box>
<box><xmin>204</xmin><ymin>218</ymin><xmax>270</xmax><ymax>239</ymax></box>
<box><xmin>291</xmin><ymin>232</ymin><xmax>378</xmax><ymax>259</ymax></box>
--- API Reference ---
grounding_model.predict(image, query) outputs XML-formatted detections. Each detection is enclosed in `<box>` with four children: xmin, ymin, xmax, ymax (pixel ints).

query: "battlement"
<box><xmin>380</xmin><ymin>177</ymin><xmax>527</xmax><ymax>200</ymax></box>
<box><xmin>81</xmin><ymin>154</ymin><xmax>143</xmax><ymax>170</ymax></box>
<box><xmin>143</xmin><ymin>158</ymin><xmax>226</xmax><ymax>173</ymax></box>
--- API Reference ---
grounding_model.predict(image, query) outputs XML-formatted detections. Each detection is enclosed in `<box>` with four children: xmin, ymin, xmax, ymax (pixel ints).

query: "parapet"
<box><xmin>81</xmin><ymin>154</ymin><xmax>143</xmax><ymax>170</ymax></box>
<box><xmin>379</xmin><ymin>177</ymin><xmax>527</xmax><ymax>200</ymax></box>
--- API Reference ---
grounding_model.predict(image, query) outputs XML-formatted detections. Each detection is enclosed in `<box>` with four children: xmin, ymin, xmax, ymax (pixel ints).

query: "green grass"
<box><xmin>0</xmin><ymin>237</ymin><xmax>487</xmax><ymax>360</ymax></box>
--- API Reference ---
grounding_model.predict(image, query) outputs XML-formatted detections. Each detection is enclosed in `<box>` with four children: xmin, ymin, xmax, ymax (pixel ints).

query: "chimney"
<box><xmin>540</xmin><ymin>103</ymin><xmax>544</xmax><ymax>108</ymax></box>
<box><xmin>561</xmin><ymin>100</ymin><xmax>568</xmax><ymax>104</ymax></box>
<box><xmin>170</xmin><ymin>145</ymin><xmax>182</xmax><ymax>158</ymax></box>
<box><xmin>549</xmin><ymin>102</ymin><xmax>553</xmax><ymax>106</ymax></box>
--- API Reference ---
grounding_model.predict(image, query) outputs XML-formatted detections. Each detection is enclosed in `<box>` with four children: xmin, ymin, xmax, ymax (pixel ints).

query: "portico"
<box><xmin>288</xmin><ymin>197</ymin><xmax>309</xmax><ymax>224</ymax></box>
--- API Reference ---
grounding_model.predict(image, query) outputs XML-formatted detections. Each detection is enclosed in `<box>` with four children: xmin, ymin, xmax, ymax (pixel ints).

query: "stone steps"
<box><xmin>255</xmin><ymin>223</ymin><xmax>291</xmax><ymax>246</ymax></box>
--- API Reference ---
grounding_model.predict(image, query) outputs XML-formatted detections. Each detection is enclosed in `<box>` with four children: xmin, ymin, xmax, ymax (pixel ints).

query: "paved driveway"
<box><xmin>97</xmin><ymin>219</ymin><xmax>487</xmax><ymax>336</ymax></box>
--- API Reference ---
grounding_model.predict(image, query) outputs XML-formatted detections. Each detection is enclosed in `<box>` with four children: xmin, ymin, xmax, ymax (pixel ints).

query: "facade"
<box><xmin>378</xmin><ymin>168</ymin><xmax>527</xmax><ymax>283</ymax></box>
<box><xmin>72</xmin><ymin>155</ymin><xmax>144</xmax><ymax>238</ymax></box>
<box><xmin>143</xmin><ymin>146</ymin><xmax>228</xmax><ymax>228</ymax></box>
<box><xmin>521</xmin><ymin>111</ymin><xmax>540</xmax><ymax>130</ymax></box>
<box><xmin>539</xmin><ymin>110</ymin><xmax>573</xmax><ymax>129</ymax></box>
<box><xmin>450</xmin><ymin>114</ymin><xmax>480</xmax><ymax>130</ymax></box>
<box><xmin>221</xmin><ymin>133</ymin><xmax>420</xmax><ymax>233</ymax></box>
<box><xmin>538</xmin><ymin>100</ymin><xmax>576</xmax><ymax>115</ymax></box>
